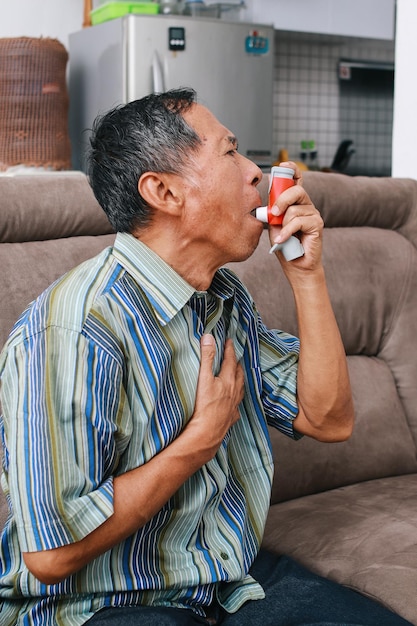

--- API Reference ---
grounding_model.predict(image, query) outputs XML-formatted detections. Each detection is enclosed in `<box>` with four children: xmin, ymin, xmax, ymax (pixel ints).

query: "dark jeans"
<box><xmin>87</xmin><ymin>551</ymin><xmax>411</xmax><ymax>626</ymax></box>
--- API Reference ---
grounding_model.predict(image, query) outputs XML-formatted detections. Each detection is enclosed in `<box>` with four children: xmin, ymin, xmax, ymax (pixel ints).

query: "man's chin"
<box><xmin>227</xmin><ymin>231</ymin><xmax>263</xmax><ymax>265</ymax></box>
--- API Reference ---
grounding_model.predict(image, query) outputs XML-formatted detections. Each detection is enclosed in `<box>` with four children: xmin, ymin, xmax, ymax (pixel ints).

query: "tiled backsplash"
<box><xmin>273</xmin><ymin>30</ymin><xmax>395</xmax><ymax>175</ymax></box>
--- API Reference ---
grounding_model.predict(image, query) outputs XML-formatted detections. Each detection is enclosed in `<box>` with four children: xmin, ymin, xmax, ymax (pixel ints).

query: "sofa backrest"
<box><xmin>0</xmin><ymin>174</ymin><xmax>116</xmax><ymax>349</ymax></box>
<box><xmin>229</xmin><ymin>172</ymin><xmax>417</xmax><ymax>503</ymax></box>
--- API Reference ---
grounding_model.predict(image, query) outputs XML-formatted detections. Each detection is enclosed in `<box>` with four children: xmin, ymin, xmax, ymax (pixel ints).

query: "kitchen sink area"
<box><xmin>273</xmin><ymin>29</ymin><xmax>395</xmax><ymax>176</ymax></box>
<box><xmin>338</xmin><ymin>59</ymin><xmax>394</xmax><ymax>177</ymax></box>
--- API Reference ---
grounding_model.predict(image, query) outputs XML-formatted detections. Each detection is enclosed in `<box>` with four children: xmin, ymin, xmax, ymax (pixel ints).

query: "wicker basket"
<box><xmin>0</xmin><ymin>37</ymin><xmax>71</xmax><ymax>171</ymax></box>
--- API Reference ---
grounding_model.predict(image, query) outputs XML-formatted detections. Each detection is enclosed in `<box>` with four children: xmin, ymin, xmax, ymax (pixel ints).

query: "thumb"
<box><xmin>200</xmin><ymin>334</ymin><xmax>216</xmax><ymax>376</ymax></box>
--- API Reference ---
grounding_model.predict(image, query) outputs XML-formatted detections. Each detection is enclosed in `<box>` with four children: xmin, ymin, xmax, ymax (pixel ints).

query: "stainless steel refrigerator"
<box><xmin>69</xmin><ymin>14</ymin><xmax>274</xmax><ymax>170</ymax></box>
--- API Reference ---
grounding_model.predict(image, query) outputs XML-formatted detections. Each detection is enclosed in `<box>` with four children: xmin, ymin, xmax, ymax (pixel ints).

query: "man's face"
<box><xmin>179</xmin><ymin>103</ymin><xmax>264</xmax><ymax>267</ymax></box>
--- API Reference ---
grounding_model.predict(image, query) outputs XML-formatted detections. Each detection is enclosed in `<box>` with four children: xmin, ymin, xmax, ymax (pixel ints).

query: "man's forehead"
<box><xmin>183</xmin><ymin>102</ymin><xmax>236</xmax><ymax>145</ymax></box>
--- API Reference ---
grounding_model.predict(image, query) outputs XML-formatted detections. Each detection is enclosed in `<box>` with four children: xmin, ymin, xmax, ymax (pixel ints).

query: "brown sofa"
<box><xmin>1</xmin><ymin>171</ymin><xmax>417</xmax><ymax>624</ymax></box>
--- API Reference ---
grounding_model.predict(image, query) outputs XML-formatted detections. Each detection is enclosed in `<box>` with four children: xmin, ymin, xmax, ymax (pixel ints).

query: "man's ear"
<box><xmin>138</xmin><ymin>172</ymin><xmax>183</xmax><ymax>216</ymax></box>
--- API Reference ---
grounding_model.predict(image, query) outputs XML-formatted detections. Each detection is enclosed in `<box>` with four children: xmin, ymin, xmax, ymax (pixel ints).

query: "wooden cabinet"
<box><xmin>249</xmin><ymin>0</ymin><xmax>395</xmax><ymax>40</ymax></box>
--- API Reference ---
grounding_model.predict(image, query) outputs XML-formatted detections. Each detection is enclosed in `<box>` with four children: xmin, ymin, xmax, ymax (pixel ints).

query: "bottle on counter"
<box><xmin>307</xmin><ymin>140</ymin><xmax>319</xmax><ymax>170</ymax></box>
<box><xmin>300</xmin><ymin>140</ymin><xmax>308</xmax><ymax>165</ymax></box>
<box><xmin>274</xmin><ymin>148</ymin><xmax>308</xmax><ymax>172</ymax></box>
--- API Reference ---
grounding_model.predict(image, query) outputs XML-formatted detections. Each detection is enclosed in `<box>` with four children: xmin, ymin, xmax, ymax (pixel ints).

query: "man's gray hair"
<box><xmin>88</xmin><ymin>88</ymin><xmax>202</xmax><ymax>233</ymax></box>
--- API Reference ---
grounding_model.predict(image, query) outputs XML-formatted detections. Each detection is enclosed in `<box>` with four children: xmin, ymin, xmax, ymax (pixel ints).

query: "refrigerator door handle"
<box><xmin>152</xmin><ymin>51</ymin><xmax>165</xmax><ymax>93</ymax></box>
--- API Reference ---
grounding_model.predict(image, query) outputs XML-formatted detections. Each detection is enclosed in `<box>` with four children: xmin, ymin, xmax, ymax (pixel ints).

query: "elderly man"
<box><xmin>0</xmin><ymin>89</ymin><xmax>409</xmax><ymax>625</ymax></box>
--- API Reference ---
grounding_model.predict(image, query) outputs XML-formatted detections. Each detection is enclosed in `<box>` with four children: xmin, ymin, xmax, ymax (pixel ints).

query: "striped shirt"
<box><xmin>0</xmin><ymin>232</ymin><xmax>300</xmax><ymax>625</ymax></box>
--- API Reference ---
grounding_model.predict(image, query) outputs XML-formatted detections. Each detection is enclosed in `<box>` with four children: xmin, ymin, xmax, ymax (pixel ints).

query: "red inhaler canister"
<box><xmin>267</xmin><ymin>166</ymin><xmax>295</xmax><ymax>225</ymax></box>
<box><xmin>255</xmin><ymin>165</ymin><xmax>304</xmax><ymax>261</ymax></box>
<box><xmin>255</xmin><ymin>166</ymin><xmax>295</xmax><ymax>225</ymax></box>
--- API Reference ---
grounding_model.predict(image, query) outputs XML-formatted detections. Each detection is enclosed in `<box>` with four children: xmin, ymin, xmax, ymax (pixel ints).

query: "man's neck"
<box><xmin>132</xmin><ymin>230</ymin><xmax>218</xmax><ymax>292</ymax></box>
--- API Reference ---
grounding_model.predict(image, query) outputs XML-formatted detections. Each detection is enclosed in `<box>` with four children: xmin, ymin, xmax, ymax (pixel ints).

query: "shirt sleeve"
<box><xmin>256</xmin><ymin>313</ymin><xmax>302</xmax><ymax>440</ymax></box>
<box><xmin>1</xmin><ymin>324</ymin><xmax>126</xmax><ymax>553</ymax></box>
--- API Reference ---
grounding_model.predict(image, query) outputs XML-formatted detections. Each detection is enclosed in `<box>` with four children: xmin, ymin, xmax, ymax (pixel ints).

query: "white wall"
<box><xmin>392</xmin><ymin>0</ymin><xmax>417</xmax><ymax>179</ymax></box>
<box><xmin>251</xmin><ymin>0</ymin><xmax>395</xmax><ymax>40</ymax></box>
<box><xmin>0</xmin><ymin>0</ymin><xmax>85</xmax><ymax>49</ymax></box>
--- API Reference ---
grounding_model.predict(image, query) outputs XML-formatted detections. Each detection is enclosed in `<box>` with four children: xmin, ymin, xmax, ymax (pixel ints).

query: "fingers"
<box><xmin>278</xmin><ymin>160</ymin><xmax>303</xmax><ymax>185</ymax></box>
<box><xmin>188</xmin><ymin>337</ymin><xmax>245</xmax><ymax>461</ymax></box>
<box><xmin>199</xmin><ymin>333</ymin><xmax>216</xmax><ymax>378</ymax></box>
<box><xmin>269</xmin><ymin>192</ymin><xmax>321</xmax><ymax>245</ymax></box>
<box><xmin>219</xmin><ymin>339</ymin><xmax>245</xmax><ymax>409</ymax></box>
<box><xmin>199</xmin><ymin>335</ymin><xmax>238</xmax><ymax>379</ymax></box>
<box><xmin>269</xmin><ymin>183</ymin><xmax>311</xmax><ymax>219</ymax></box>
<box><xmin>266</xmin><ymin>182</ymin><xmax>323</xmax><ymax>268</ymax></box>
<box><xmin>200</xmin><ymin>335</ymin><xmax>236</xmax><ymax>369</ymax></box>
<box><xmin>200</xmin><ymin>335</ymin><xmax>244</xmax><ymax>407</ymax></box>
<box><xmin>193</xmin><ymin>335</ymin><xmax>244</xmax><ymax>458</ymax></box>
<box><xmin>269</xmin><ymin>207</ymin><xmax>322</xmax><ymax>250</ymax></box>
<box><xmin>219</xmin><ymin>338</ymin><xmax>239</xmax><ymax>375</ymax></box>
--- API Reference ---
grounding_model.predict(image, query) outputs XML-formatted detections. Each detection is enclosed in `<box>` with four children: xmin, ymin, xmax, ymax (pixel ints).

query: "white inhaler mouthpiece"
<box><xmin>255</xmin><ymin>166</ymin><xmax>304</xmax><ymax>262</ymax></box>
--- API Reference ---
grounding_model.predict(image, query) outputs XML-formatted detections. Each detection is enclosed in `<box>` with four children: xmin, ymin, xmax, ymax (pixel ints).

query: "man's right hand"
<box><xmin>185</xmin><ymin>334</ymin><xmax>244</xmax><ymax>462</ymax></box>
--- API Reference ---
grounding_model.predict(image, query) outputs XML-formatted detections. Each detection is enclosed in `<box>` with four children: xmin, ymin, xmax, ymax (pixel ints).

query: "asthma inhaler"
<box><xmin>255</xmin><ymin>166</ymin><xmax>304</xmax><ymax>261</ymax></box>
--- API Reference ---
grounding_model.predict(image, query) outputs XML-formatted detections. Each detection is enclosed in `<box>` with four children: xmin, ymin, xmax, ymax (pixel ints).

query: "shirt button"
<box><xmin>220</xmin><ymin>552</ymin><xmax>229</xmax><ymax>560</ymax></box>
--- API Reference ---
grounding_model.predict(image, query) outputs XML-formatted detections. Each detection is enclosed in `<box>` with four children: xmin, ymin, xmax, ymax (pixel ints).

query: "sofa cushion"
<box><xmin>262</xmin><ymin>473</ymin><xmax>417</xmax><ymax>625</ymax></box>
<box><xmin>268</xmin><ymin>355</ymin><xmax>417</xmax><ymax>503</ymax></box>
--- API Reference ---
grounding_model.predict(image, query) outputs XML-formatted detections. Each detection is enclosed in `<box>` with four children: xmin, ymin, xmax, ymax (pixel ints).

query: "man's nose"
<box><xmin>239</xmin><ymin>152</ymin><xmax>262</xmax><ymax>183</ymax></box>
<box><xmin>250</xmin><ymin>161</ymin><xmax>263</xmax><ymax>186</ymax></box>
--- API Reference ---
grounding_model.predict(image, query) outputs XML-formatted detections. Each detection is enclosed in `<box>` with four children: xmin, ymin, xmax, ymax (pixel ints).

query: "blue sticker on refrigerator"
<box><xmin>245</xmin><ymin>33</ymin><xmax>269</xmax><ymax>55</ymax></box>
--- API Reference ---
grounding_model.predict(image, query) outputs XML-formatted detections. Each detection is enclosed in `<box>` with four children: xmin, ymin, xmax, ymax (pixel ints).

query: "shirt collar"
<box><xmin>112</xmin><ymin>233</ymin><xmax>235</xmax><ymax>326</ymax></box>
